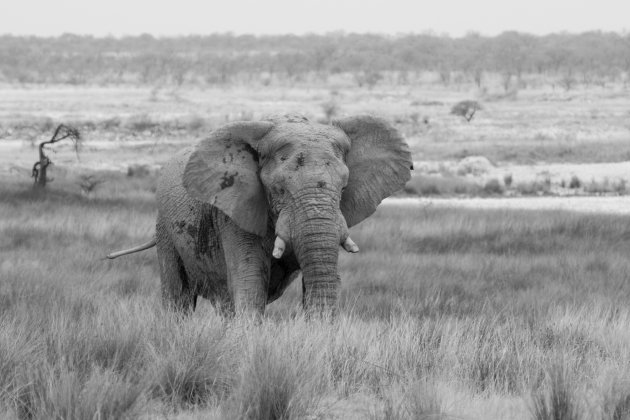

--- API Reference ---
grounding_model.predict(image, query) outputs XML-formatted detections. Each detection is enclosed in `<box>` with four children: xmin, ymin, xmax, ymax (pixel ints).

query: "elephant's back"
<box><xmin>157</xmin><ymin>147</ymin><xmax>192</xmax><ymax>196</ymax></box>
<box><xmin>157</xmin><ymin>147</ymin><xmax>194</xmax><ymax>215</ymax></box>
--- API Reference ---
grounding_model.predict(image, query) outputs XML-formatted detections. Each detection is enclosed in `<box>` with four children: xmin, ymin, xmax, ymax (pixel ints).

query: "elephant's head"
<box><xmin>183</xmin><ymin>114</ymin><xmax>412</xmax><ymax>311</ymax></box>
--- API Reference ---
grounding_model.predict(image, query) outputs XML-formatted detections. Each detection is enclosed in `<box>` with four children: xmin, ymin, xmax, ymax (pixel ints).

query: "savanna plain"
<box><xmin>3</xmin><ymin>75</ymin><xmax>630</xmax><ymax>419</ymax></box>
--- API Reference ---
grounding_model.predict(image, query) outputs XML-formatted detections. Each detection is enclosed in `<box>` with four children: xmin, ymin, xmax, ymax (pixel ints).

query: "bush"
<box><xmin>450</xmin><ymin>100</ymin><xmax>482</xmax><ymax>122</ymax></box>
<box><xmin>100</xmin><ymin>117</ymin><xmax>122</xmax><ymax>130</ymax></box>
<box><xmin>185</xmin><ymin>115</ymin><xmax>207</xmax><ymax>131</ymax></box>
<box><xmin>584</xmin><ymin>178</ymin><xmax>612</xmax><ymax>194</ymax></box>
<box><xmin>354</xmin><ymin>70</ymin><xmax>383</xmax><ymax>89</ymax></box>
<box><xmin>569</xmin><ymin>175</ymin><xmax>581</xmax><ymax>189</ymax></box>
<box><xmin>583</xmin><ymin>178</ymin><xmax>628</xmax><ymax>195</ymax></box>
<box><xmin>125</xmin><ymin>114</ymin><xmax>158</xmax><ymax>132</ymax></box>
<box><xmin>126</xmin><ymin>164</ymin><xmax>152</xmax><ymax>178</ymax></box>
<box><xmin>516</xmin><ymin>181</ymin><xmax>550</xmax><ymax>196</ymax></box>
<box><xmin>482</xmin><ymin>179</ymin><xmax>504</xmax><ymax>196</ymax></box>
<box><xmin>456</xmin><ymin>156</ymin><xmax>494</xmax><ymax>176</ymax></box>
<box><xmin>418</xmin><ymin>183</ymin><xmax>441</xmax><ymax>196</ymax></box>
<box><xmin>614</xmin><ymin>179</ymin><xmax>627</xmax><ymax>195</ymax></box>
<box><xmin>404</xmin><ymin>175</ymin><xmax>481</xmax><ymax>197</ymax></box>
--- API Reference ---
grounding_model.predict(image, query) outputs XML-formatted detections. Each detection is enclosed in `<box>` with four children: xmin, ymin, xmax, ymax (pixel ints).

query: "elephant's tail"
<box><xmin>106</xmin><ymin>238</ymin><xmax>157</xmax><ymax>259</ymax></box>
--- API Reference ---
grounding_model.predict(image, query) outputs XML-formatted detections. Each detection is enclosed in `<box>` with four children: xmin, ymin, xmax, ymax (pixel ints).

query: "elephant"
<box><xmin>108</xmin><ymin>114</ymin><xmax>412</xmax><ymax>315</ymax></box>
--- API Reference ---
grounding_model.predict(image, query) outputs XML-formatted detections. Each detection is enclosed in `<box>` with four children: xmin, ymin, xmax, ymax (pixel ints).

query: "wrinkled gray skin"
<box><xmin>154</xmin><ymin>114</ymin><xmax>411</xmax><ymax>315</ymax></box>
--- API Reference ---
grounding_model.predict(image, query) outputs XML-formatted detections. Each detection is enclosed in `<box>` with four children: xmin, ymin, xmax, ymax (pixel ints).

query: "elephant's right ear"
<box><xmin>183</xmin><ymin>121</ymin><xmax>274</xmax><ymax>237</ymax></box>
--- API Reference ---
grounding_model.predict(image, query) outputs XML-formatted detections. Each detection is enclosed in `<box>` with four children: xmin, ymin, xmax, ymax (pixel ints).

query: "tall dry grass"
<box><xmin>2</xmin><ymin>178</ymin><xmax>630</xmax><ymax>419</ymax></box>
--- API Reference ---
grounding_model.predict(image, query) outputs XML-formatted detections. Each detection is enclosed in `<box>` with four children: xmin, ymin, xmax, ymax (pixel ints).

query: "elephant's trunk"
<box><xmin>290</xmin><ymin>189</ymin><xmax>342</xmax><ymax>312</ymax></box>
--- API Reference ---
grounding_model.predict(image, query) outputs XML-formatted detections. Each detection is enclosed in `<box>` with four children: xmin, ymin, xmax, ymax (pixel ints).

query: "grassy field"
<box><xmin>3</xmin><ymin>176</ymin><xmax>630</xmax><ymax>419</ymax></box>
<box><xmin>2</xmin><ymin>81</ymin><xmax>630</xmax><ymax>419</ymax></box>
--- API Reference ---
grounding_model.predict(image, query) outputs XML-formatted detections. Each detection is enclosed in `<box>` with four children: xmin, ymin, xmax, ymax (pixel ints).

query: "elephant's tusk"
<box><xmin>342</xmin><ymin>236</ymin><xmax>359</xmax><ymax>253</ymax></box>
<box><xmin>272</xmin><ymin>236</ymin><xmax>286</xmax><ymax>259</ymax></box>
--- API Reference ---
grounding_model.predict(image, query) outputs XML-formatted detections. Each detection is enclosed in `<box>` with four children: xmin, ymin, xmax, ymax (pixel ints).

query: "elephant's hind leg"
<box><xmin>157</xmin><ymin>239</ymin><xmax>197</xmax><ymax>312</ymax></box>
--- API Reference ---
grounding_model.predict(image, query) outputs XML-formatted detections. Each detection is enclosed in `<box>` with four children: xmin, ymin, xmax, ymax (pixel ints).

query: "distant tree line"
<box><xmin>1</xmin><ymin>31</ymin><xmax>629</xmax><ymax>89</ymax></box>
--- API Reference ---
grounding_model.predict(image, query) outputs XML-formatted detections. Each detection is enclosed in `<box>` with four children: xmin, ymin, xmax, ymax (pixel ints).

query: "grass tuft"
<box><xmin>531</xmin><ymin>363</ymin><xmax>581</xmax><ymax>420</ymax></box>
<box><xmin>147</xmin><ymin>316</ymin><xmax>228</xmax><ymax>408</ymax></box>
<box><xmin>224</xmin><ymin>321</ymin><xmax>325</xmax><ymax>420</ymax></box>
<box><xmin>9</xmin><ymin>367</ymin><xmax>144</xmax><ymax>420</ymax></box>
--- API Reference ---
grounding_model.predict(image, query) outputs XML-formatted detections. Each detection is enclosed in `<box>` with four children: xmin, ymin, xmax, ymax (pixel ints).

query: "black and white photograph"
<box><xmin>1</xmin><ymin>1</ymin><xmax>629</xmax><ymax>418</ymax></box>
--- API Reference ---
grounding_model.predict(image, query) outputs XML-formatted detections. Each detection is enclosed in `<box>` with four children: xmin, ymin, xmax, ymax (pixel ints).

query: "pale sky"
<box><xmin>1</xmin><ymin>0</ymin><xmax>628</xmax><ymax>37</ymax></box>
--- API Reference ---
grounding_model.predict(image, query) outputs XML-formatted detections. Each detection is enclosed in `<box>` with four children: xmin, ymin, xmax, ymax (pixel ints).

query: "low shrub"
<box><xmin>516</xmin><ymin>180</ymin><xmax>550</xmax><ymax>196</ymax></box>
<box><xmin>583</xmin><ymin>178</ymin><xmax>628</xmax><ymax>195</ymax></box>
<box><xmin>482</xmin><ymin>178</ymin><xmax>504</xmax><ymax>195</ymax></box>
<box><xmin>450</xmin><ymin>100</ymin><xmax>482</xmax><ymax>122</ymax></box>
<box><xmin>99</xmin><ymin>117</ymin><xmax>122</xmax><ymax>130</ymax></box>
<box><xmin>125</xmin><ymin>114</ymin><xmax>159</xmax><ymax>132</ymax></box>
<box><xmin>184</xmin><ymin>115</ymin><xmax>207</xmax><ymax>131</ymax></box>
<box><xmin>569</xmin><ymin>175</ymin><xmax>582</xmax><ymax>189</ymax></box>
<box><xmin>404</xmin><ymin>175</ymin><xmax>481</xmax><ymax>196</ymax></box>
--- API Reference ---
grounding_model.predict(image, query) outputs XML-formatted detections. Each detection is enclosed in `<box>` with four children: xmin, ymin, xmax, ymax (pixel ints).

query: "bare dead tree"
<box><xmin>32</xmin><ymin>124</ymin><xmax>81</xmax><ymax>189</ymax></box>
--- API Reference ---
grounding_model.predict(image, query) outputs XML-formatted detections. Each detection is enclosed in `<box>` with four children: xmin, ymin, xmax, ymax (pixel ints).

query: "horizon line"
<box><xmin>1</xmin><ymin>28</ymin><xmax>629</xmax><ymax>40</ymax></box>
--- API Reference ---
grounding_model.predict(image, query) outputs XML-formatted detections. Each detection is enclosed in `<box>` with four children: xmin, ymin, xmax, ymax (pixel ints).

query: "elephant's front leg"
<box><xmin>221</xmin><ymin>225</ymin><xmax>270</xmax><ymax>315</ymax></box>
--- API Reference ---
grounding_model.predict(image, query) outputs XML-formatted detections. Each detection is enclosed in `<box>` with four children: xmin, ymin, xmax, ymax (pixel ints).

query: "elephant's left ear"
<box><xmin>334</xmin><ymin>115</ymin><xmax>412</xmax><ymax>227</ymax></box>
<box><xmin>183</xmin><ymin>121</ymin><xmax>274</xmax><ymax>237</ymax></box>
